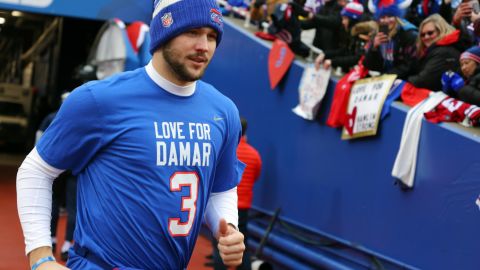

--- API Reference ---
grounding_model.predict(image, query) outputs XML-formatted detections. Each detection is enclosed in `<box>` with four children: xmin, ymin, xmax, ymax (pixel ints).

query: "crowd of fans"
<box><xmin>220</xmin><ymin>0</ymin><xmax>480</xmax><ymax>107</ymax></box>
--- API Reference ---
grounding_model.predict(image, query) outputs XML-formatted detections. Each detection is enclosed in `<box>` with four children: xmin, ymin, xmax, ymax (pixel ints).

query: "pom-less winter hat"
<box><xmin>149</xmin><ymin>0</ymin><xmax>224</xmax><ymax>54</ymax></box>
<box><xmin>460</xmin><ymin>46</ymin><xmax>480</xmax><ymax>64</ymax></box>
<box><xmin>341</xmin><ymin>2</ymin><xmax>364</xmax><ymax>21</ymax></box>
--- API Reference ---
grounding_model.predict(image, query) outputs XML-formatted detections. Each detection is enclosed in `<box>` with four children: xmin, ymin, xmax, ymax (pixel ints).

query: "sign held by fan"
<box><xmin>292</xmin><ymin>64</ymin><xmax>331</xmax><ymax>120</ymax></box>
<box><xmin>342</xmin><ymin>74</ymin><xmax>396</xmax><ymax>140</ymax></box>
<box><xmin>268</xmin><ymin>40</ymin><xmax>294</xmax><ymax>89</ymax></box>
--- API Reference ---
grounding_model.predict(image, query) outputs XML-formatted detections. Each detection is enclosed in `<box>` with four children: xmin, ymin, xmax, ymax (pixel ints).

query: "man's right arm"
<box><xmin>17</xmin><ymin>147</ymin><xmax>68</xmax><ymax>269</ymax></box>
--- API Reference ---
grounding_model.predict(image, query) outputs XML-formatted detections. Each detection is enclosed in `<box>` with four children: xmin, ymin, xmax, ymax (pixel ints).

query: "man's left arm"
<box><xmin>204</xmin><ymin>188</ymin><xmax>245</xmax><ymax>267</ymax></box>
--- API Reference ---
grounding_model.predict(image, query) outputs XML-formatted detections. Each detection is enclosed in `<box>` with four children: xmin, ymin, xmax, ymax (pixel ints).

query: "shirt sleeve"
<box><xmin>211</xmin><ymin>107</ymin><xmax>245</xmax><ymax>193</ymax></box>
<box><xmin>17</xmin><ymin>147</ymin><xmax>65</xmax><ymax>254</ymax></box>
<box><xmin>204</xmin><ymin>187</ymin><xmax>239</xmax><ymax>237</ymax></box>
<box><xmin>36</xmin><ymin>84</ymin><xmax>107</xmax><ymax>175</ymax></box>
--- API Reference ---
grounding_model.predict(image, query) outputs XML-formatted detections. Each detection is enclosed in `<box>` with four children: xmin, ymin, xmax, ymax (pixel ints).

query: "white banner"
<box><xmin>292</xmin><ymin>65</ymin><xmax>331</xmax><ymax>120</ymax></box>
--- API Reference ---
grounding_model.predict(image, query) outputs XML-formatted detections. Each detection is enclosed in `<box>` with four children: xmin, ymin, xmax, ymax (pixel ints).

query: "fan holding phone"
<box><xmin>363</xmin><ymin>0</ymin><xmax>417</xmax><ymax>78</ymax></box>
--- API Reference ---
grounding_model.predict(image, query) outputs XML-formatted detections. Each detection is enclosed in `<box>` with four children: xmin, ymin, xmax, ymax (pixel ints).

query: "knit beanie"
<box><xmin>149</xmin><ymin>0</ymin><xmax>224</xmax><ymax>54</ymax></box>
<box><xmin>341</xmin><ymin>2</ymin><xmax>364</xmax><ymax>21</ymax></box>
<box><xmin>460</xmin><ymin>46</ymin><xmax>480</xmax><ymax>64</ymax></box>
<box><xmin>375</xmin><ymin>5</ymin><xmax>403</xmax><ymax>19</ymax></box>
<box><xmin>368</xmin><ymin>0</ymin><xmax>412</xmax><ymax>20</ymax></box>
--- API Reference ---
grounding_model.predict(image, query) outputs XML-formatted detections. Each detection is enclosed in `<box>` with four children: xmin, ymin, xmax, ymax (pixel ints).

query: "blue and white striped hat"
<box><xmin>461</xmin><ymin>46</ymin><xmax>480</xmax><ymax>64</ymax></box>
<box><xmin>341</xmin><ymin>2</ymin><xmax>364</xmax><ymax>21</ymax></box>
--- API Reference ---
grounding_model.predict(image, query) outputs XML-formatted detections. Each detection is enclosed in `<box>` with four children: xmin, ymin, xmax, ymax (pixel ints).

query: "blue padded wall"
<box><xmin>204</xmin><ymin>20</ymin><xmax>480</xmax><ymax>269</ymax></box>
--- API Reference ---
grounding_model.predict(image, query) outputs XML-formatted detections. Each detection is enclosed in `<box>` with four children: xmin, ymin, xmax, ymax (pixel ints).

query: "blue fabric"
<box><xmin>399</xmin><ymin>19</ymin><xmax>417</xmax><ymax>32</ymax></box>
<box><xmin>228</xmin><ymin>0</ymin><xmax>248</xmax><ymax>7</ymax></box>
<box><xmin>381</xmin><ymin>79</ymin><xmax>404</xmax><ymax>119</ymax></box>
<box><xmin>375</xmin><ymin>5</ymin><xmax>403</xmax><ymax>19</ymax></box>
<box><xmin>380</xmin><ymin>40</ymin><xmax>395</xmax><ymax>71</ymax></box>
<box><xmin>37</xmin><ymin>67</ymin><xmax>244</xmax><ymax>269</ymax></box>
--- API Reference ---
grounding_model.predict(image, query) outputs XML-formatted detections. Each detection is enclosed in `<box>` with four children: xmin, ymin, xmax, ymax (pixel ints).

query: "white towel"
<box><xmin>391</xmin><ymin>92</ymin><xmax>447</xmax><ymax>188</ymax></box>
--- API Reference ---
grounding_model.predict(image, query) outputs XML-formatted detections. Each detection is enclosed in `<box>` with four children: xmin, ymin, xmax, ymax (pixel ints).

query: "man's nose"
<box><xmin>194</xmin><ymin>35</ymin><xmax>209</xmax><ymax>52</ymax></box>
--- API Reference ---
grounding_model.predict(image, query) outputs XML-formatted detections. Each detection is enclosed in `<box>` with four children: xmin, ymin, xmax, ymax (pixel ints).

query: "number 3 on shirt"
<box><xmin>168</xmin><ymin>172</ymin><xmax>199</xmax><ymax>236</ymax></box>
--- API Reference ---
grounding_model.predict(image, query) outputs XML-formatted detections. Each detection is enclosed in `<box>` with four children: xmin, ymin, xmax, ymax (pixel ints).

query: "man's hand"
<box><xmin>216</xmin><ymin>219</ymin><xmax>245</xmax><ymax>267</ymax></box>
<box><xmin>29</xmin><ymin>246</ymin><xmax>70</xmax><ymax>270</ymax></box>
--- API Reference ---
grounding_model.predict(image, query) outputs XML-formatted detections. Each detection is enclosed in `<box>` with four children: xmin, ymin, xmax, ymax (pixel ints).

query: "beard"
<box><xmin>162</xmin><ymin>43</ymin><xmax>210</xmax><ymax>83</ymax></box>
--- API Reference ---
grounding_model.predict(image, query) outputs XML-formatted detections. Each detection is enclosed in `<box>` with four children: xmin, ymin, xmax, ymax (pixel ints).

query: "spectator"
<box><xmin>442</xmin><ymin>46</ymin><xmax>480</xmax><ymax>105</ymax></box>
<box><xmin>212</xmin><ymin>117</ymin><xmax>262</xmax><ymax>270</ymax></box>
<box><xmin>405</xmin><ymin>0</ymin><xmax>453</xmax><ymax>26</ymax></box>
<box><xmin>250</xmin><ymin>0</ymin><xmax>287</xmax><ymax>28</ymax></box>
<box><xmin>314</xmin><ymin>2</ymin><xmax>370</xmax><ymax>72</ymax></box>
<box><xmin>268</xmin><ymin>1</ymin><xmax>311</xmax><ymax>57</ymax></box>
<box><xmin>407</xmin><ymin>14</ymin><xmax>467</xmax><ymax>91</ymax></box>
<box><xmin>301</xmin><ymin>0</ymin><xmax>347</xmax><ymax>52</ymax></box>
<box><xmin>364</xmin><ymin>0</ymin><xmax>418</xmax><ymax>78</ymax></box>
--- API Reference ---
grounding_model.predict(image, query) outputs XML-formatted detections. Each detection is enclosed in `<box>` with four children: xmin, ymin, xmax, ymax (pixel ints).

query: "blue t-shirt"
<box><xmin>37</xmin><ymin>67</ymin><xmax>244</xmax><ymax>269</ymax></box>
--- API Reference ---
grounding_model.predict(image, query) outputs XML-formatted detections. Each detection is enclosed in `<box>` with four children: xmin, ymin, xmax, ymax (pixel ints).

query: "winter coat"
<box><xmin>458</xmin><ymin>67</ymin><xmax>480</xmax><ymax>106</ymax></box>
<box><xmin>364</xmin><ymin>20</ymin><xmax>418</xmax><ymax>79</ymax></box>
<box><xmin>300</xmin><ymin>0</ymin><xmax>343</xmax><ymax>52</ymax></box>
<box><xmin>407</xmin><ymin>30</ymin><xmax>466</xmax><ymax>91</ymax></box>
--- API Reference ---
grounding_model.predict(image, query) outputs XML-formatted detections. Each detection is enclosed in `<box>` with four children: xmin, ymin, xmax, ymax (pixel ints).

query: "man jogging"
<box><xmin>17</xmin><ymin>0</ymin><xmax>246</xmax><ymax>269</ymax></box>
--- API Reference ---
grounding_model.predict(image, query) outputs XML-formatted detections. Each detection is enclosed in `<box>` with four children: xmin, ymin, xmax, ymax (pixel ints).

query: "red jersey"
<box><xmin>424</xmin><ymin>97</ymin><xmax>480</xmax><ymax>126</ymax></box>
<box><xmin>237</xmin><ymin>137</ymin><xmax>262</xmax><ymax>209</ymax></box>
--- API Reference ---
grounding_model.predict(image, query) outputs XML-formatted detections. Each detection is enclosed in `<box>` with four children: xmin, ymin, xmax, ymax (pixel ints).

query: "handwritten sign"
<box><xmin>292</xmin><ymin>65</ymin><xmax>331</xmax><ymax>120</ymax></box>
<box><xmin>342</xmin><ymin>74</ymin><xmax>396</xmax><ymax>140</ymax></box>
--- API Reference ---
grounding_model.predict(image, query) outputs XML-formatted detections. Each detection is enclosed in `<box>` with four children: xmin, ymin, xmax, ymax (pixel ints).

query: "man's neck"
<box><xmin>146</xmin><ymin>61</ymin><xmax>196</xmax><ymax>97</ymax></box>
<box><xmin>152</xmin><ymin>53</ymin><xmax>193</xmax><ymax>86</ymax></box>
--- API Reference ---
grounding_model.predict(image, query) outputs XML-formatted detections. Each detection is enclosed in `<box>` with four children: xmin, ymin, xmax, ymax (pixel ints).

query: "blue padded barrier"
<box><xmin>204</xmin><ymin>19</ymin><xmax>480</xmax><ymax>270</ymax></box>
<box><xmin>248</xmin><ymin>239</ymin><xmax>317</xmax><ymax>270</ymax></box>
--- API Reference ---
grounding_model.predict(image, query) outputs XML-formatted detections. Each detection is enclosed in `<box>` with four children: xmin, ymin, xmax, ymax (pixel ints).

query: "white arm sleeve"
<box><xmin>17</xmin><ymin>147</ymin><xmax>65</xmax><ymax>255</ymax></box>
<box><xmin>204</xmin><ymin>187</ymin><xmax>238</xmax><ymax>237</ymax></box>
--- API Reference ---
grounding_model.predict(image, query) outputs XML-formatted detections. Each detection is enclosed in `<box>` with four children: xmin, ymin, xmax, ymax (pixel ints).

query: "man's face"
<box><xmin>162</xmin><ymin>27</ymin><xmax>218</xmax><ymax>84</ymax></box>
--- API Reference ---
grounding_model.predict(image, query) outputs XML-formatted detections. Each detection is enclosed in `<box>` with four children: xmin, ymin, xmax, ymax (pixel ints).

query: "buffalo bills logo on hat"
<box><xmin>210</xmin><ymin>8</ymin><xmax>223</xmax><ymax>26</ymax></box>
<box><xmin>161</xmin><ymin>12</ymin><xmax>173</xmax><ymax>27</ymax></box>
